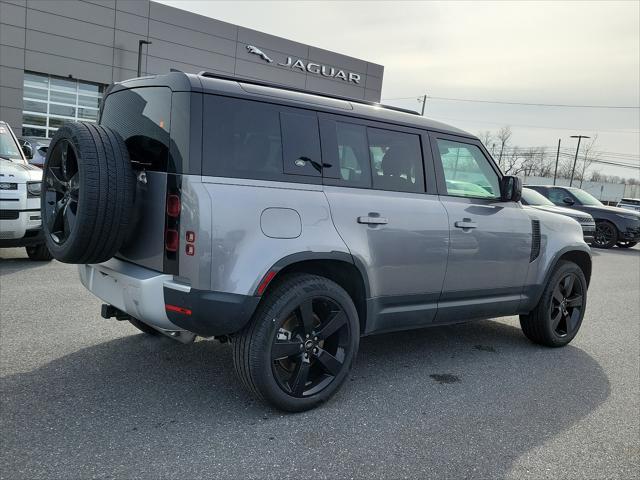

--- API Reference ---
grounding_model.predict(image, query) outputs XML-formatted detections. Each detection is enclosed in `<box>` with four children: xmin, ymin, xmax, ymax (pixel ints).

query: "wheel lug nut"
<box><xmin>313</xmin><ymin>347</ymin><xmax>318</xmax><ymax>354</ymax></box>
<box><xmin>313</xmin><ymin>337</ymin><xmax>318</xmax><ymax>341</ymax></box>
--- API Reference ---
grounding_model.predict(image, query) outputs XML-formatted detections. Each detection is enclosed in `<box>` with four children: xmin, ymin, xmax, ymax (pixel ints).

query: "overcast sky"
<box><xmin>159</xmin><ymin>0</ymin><xmax>639</xmax><ymax>178</ymax></box>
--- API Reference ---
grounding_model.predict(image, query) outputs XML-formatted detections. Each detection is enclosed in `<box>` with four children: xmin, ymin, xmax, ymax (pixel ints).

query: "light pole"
<box><xmin>137</xmin><ymin>40</ymin><xmax>152</xmax><ymax>77</ymax></box>
<box><xmin>417</xmin><ymin>94</ymin><xmax>427</xmax><ymax>116</ymax></box>
<box><xmin>569</xmin><ymin>135</ymin><xmax>590</xmax><ymax>187</ymax></box>
<box><xmin>553</xmin><ymin>138</ymin><xmax>561</xmax><ymax>185</ymax></box>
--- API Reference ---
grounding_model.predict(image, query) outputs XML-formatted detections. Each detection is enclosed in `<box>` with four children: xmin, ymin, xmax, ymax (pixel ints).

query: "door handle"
<box><xmin>358</xmin><ymin>216</ymin><xmax>388</xmax><ymax>225</ymax></box>
<box><xmin>454</xmin><ymin>219</ymin><xmax>477</xmax><ymax>229</ymax></box>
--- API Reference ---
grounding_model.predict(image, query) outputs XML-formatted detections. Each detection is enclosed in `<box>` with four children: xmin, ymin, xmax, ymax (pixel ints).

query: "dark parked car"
<box><xmin>18</xmin><ymin>136</ymin><xmax>50</xmax><ymax>168</ymax></box>
<box><xmin>617</xmin><ymin>198</ymin><xmax>640</xmax><ymax>213</ymax></box>
<box><xmin>521</xmin><ymin>188</ymin><xmax>595</xmax><ymax>244</ymax></box>
<box><xmin>527</xmin><ymin>185</ymin><xmax>640</xmax><ymax>249</ymax></box>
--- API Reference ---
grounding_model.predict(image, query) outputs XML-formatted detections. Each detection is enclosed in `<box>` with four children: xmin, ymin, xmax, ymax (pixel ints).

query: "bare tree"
<box><xmin>589</xmin><ymin>170</ymin><xmax>603</xmax><ymax>182</ymax></box>
<box><xmin>578</xmin><ymin>134</ymin><xmax>599</xmax><ymax>188</ymax></box>
<box><xmin>502</xmin><ymin>146</ymin><xmax>525</xmax><ymax>175</ymax></box>
<box><xmin>478</xmin><ymin>130</ymin><xmax>493</xmax><ymax>149</ymax></box>
<box><xmin>496</xmin><ymin>126</ymin><xmax>512</xmax><ymax>169</ymax></box>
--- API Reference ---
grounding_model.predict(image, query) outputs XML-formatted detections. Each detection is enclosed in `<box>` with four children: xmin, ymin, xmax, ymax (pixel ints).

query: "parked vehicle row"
<box><xmin>526</xmin><ymin>185</ymin><xmax>640</xmax><ymax>249</ymax></box>
<box><xmin>0</xmin><ymin>121</ymin><xmax>51</xmax><ymax>260</ymax></box>
<box><xmin>38</xmin><ymin>71</ymin><xmax>592</xmax><ymax>411</ymax></box>
<box><xmin>520</xmin><ymin>188</ymin><xmax>595</xmax><ymax>244</ymax></box>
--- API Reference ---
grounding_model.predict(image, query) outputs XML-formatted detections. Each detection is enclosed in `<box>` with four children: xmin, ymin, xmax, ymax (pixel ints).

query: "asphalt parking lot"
<box><xmin>1</xmin><ymin>246</ymin><xmax>638</xmax><ymax>480</ymax></box>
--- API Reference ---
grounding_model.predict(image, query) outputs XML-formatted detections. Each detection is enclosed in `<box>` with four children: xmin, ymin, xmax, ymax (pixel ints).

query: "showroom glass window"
<box><xmin>22</xmin><ymin>72</ymin><xmax>104</xmax><ymax>138</ymax></box>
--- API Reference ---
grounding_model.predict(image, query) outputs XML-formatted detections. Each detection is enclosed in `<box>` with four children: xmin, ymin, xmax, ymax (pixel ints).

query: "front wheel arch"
<box><xmin>557</xmin><ymin>250</ymin><xmax>592</xmax><ymax>287</ymax></box>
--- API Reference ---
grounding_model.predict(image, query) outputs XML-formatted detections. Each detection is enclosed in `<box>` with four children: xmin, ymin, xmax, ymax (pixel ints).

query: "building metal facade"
<box><xmin>0</xmin><ymin>0</ymin><xmax>384</xmax><ymax>137</ymax></box>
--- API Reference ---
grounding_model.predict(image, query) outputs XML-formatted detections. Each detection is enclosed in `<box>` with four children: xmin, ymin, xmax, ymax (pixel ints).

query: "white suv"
<box><xmin>0</xmin><ymin>121</ymin><xmax>51</xmax><ymax>260</ymax></box>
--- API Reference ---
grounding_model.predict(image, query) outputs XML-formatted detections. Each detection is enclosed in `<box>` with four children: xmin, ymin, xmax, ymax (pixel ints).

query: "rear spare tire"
<box><xmin>41</xmin><ymin>122</ymin><xmax>135</xmax><ymax>264</ymax></box>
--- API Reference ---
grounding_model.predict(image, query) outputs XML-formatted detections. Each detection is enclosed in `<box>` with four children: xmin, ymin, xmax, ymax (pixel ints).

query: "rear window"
<box><xmin>202</xmin><ymin>95</ymin><xmax>321</xmax><ymax>182</ymax></box>
<box><xmin>322</xmin><ymin>118</ymin><xmax>426</xmax><ymax>193</ymax></box>
<box><xmin>368</xmin><ymin>128</ymin><xmax>424</xmax><ymax>193</ymax></box>
<box><xmin>100</xmin><ymin>87</ymin><xmax>171</xmax><ymax>171</ymax></box>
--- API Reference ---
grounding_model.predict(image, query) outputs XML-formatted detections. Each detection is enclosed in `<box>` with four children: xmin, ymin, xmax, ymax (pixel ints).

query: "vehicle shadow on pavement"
<box><xmin>0</xmin><ymin>255</ymin><xmax>51</xmax><ymax>276</ymax></box>
<box><xmin>1</xmin><ymin>320</ymin><xmax>609</xmax><ymax>479</ymax></box>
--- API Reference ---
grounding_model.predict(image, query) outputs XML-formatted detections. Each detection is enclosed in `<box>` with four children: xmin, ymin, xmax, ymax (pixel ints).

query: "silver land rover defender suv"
<box><xmin>41</xmin><ymin>72</ymin><xmax>591</xmax><ymax>411</ymax></box>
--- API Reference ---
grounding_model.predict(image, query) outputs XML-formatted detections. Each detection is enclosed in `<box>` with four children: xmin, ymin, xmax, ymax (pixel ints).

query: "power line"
<box><xmin>382</xmin><ymin>95</ymin><xmax>640</xmax><ymax>109</ymax></box>
<box><xmin>427</xmin><ymin>115</ymin><xmax>639</xmax><ymax>135</ymax></box>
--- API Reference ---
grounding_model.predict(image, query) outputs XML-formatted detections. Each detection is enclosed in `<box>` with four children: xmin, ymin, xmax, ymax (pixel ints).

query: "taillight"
<box><xmin>165</xmin><ymin>229</ymin><xmax>179</xmax><ymax>252</ymax></box>
<box><xmin>166</xmin><ymin>194</ymin><xmax>181</xmax><ymax>217</ymax></box>
<box><xmin>164</xmin><ymin>178</ymin><xmax>181</xmax><ymax>274</ymax></box>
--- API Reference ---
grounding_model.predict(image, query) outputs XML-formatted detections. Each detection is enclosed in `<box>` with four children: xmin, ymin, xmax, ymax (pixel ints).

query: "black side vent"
<box><xmin>530</xmin><ymin>219</ymin><xmax>541</xmax><ymax>262</ymax></box>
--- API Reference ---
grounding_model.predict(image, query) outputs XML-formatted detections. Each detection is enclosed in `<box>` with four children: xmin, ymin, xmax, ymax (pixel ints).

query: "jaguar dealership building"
<box><xmin>0</xmin><ymin>0</ymin><xmax>384</xmax><ymax>139</ymax></box>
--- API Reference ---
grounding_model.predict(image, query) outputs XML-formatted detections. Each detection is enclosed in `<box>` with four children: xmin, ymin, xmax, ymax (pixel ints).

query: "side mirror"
<box><xmin>500</xmin><ymin>175</ymin><xmax>522</xmax><ymax>202</ymax></box>
<box><xmin>22</xmin><ymin>144</ymin><xmax>33</xmax><ymax>160</ymax></box>
<box><xmin>563</xmin><ymin>197</ymin><xmax>575</xmax><ymax>206</ymax></box>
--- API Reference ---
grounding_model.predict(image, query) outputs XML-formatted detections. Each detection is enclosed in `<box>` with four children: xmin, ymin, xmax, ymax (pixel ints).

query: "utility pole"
<box><xmin>417</xmin><ymin>94</ymin><xmax>427</xmax><ymax>116</ymax></box>
<box><xmin>137</xmin><ymin>40</ymin><xmax>152</xmax><ymax>77</ymax></box>
<box><xmin>553</xmin><ymin>138</ymin><xmax>561</xmax><ymax>185</ymax></box>
<box><xmin>569</xmin><ymin>135</ymin><xmax>590</xmax><ymax>187</ymax></box>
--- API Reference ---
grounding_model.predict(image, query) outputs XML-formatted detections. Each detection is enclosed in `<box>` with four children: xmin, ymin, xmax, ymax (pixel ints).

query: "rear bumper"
<box><xmin>79</xmin><ymin>258</ymin><xmax>259</xmax><ymax>336</ymax></box>
<box><xmin>164</xmin><ymin>287</ymin><xmax>260</xmax><ymax>336</ymax></box>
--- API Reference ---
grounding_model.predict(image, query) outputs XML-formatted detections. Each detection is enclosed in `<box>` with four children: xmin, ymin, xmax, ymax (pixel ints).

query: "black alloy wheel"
<box><xmin>593</xmin><ymin>221</ymin><xmax>617</xmax><ymax>249</ymax></box>
<box><xmin>43</xmin><ymin>139</ymin><xmax>79</xmax><ymax>246</ymax></box>
<box><xmin>519</xmin><ymin>260</ymin><xmax>587</xmax><ymax>347</ymax></box>
<box><xmin>549</xmin><ymin>273</ymin><xmax>584</xmax><ymax>338</ymax></box>
<box><xmin>233</xmin><ymin>274</ymin><xmax>359</xmax><ymax>411</ymax></box>
<box><xmin>271</xmin><ymin>296</ymin><xmax>350</xmax><ymax>398</ymax></box>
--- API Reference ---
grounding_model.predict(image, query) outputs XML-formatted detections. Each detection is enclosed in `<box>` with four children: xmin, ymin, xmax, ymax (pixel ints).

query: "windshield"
<box><xmin>571</xmin><ymin>188</ymin><xmax>603</xmax><ymax>206</ymax></box>
<box><xmin>0</xmin><ymin>124</ymin><xmax>24</xmax><ymax>161</ymax></box>
<box><xmin>521</xmin><ymin>188</ymin><xmax>554</xmax><ymax>206</ymax></box>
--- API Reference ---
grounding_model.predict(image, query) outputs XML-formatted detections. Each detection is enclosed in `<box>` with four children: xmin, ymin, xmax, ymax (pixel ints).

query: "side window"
<box><xmin>335</xmin><ymin>122</ymin><xmax>371</xmax><ymax>188</ymax></box>
<box><xmin>547</xmin><ymin>188</ymin><xmax>570</xmax><ymax>205</ymax></box>
<box><xmin>435</xmin><ymin>139</ymin><xmax>500</xmax><ymax>199</ymax></box>
<box><xmin>203</xmin><ymin>95</ymin><xmax>283</xmax><ymax>181</ymax></box>
<box><xmin>368</xmin><ymin>128</ymin><xmax>424</xmax><ymax>193</ymax></box>
<box><xmin>280</xmin><ymin>111</ymin><xmax>321</xmax><ymax>177</ymax></box>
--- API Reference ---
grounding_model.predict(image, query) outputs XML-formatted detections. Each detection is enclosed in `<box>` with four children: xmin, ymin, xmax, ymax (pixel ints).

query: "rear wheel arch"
<box><xmin>257</xmin><ymin>253</ymin><xmax>369</xmax><ymax>335</ymax></box>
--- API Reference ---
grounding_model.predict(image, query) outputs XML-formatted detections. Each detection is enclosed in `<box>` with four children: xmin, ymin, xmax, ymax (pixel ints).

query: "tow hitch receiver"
<box><xmin>100</xmin><ymin>304</ymin><xmax>131</xmax><ymax>321</ymax></box>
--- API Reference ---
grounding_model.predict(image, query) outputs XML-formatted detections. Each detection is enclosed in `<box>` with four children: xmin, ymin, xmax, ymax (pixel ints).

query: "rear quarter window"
<box><xmin>202</xmin><ymin>95</ymin><xmax>321</xmax><ymax>183</ymax></box>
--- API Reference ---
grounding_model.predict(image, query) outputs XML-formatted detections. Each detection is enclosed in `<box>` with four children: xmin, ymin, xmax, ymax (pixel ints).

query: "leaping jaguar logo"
<box><xmin>246</xmin><ymin>45</ymin><xmax>273</xmax><ymax>63</ymax></box>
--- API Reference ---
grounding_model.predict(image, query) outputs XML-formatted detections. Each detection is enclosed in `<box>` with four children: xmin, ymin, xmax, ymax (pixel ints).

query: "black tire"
<box><xmin>25</xmin><ymin>243</ymin><xmax>53</xmax><ymax>261</ymax></box>
<box><xmin>41</xmin><ymin>122</ymin><xmax>135</xmax><ymax>264</ymax></box>
<box><xmin>128</xmin><ymin>318</ymin><xmax>161</xmax><ymax>336</ymax></box>
<box><xmin>233</xmin><ymin>274</ymin><xmax>359</xmax><ymax>412</ymax></box>
<box><xmin>616</xmin><ymin>241</ymin><xmax>638</xmax><ymax>248</ymax></box>
<box><xmin>593</xmin><ymin>220</ymin><xmax>618</xmax><ymax>249</ymax></box>
<box><xmin>520</xmin><ymin>260</ymin><xmax>587</xmax><ymax>347</ymax></box>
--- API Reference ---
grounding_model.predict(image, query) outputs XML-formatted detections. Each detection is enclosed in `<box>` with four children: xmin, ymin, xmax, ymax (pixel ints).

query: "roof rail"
<box><xmin>196</xmin><ymin>70</ymin><xmax>420</xmax><ymax>116</ymax></box>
